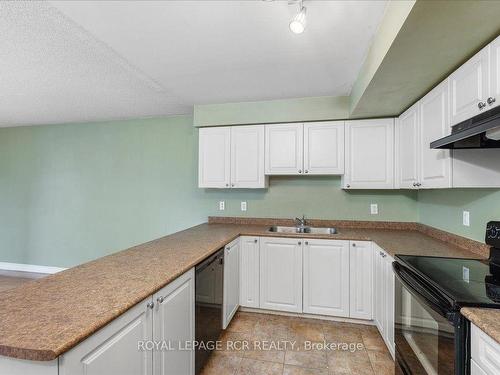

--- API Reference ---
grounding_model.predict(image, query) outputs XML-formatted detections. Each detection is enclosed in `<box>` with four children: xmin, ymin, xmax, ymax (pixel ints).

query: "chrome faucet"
<box><xmin>295</xmin><ymin>215</ymin><xmax>307</xmax><ymax>228</ymax></box>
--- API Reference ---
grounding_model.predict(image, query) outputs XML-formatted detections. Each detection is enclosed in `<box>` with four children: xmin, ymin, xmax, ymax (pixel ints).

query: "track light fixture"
<box><xmin>289</xmin><ymin>0</ymin><xmax>306</xmax><ymax>34</ymax></box>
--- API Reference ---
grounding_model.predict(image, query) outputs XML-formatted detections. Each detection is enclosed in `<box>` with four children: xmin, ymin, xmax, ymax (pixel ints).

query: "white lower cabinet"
<box><xmin>153</xmin><ymin>269</ymin><xmax>195</xmax><ymax>375</ymax></box>
<box><xmin>373</xmin><ymin>245</ymin><xmax>395</xmax><ymax>359</ymax></box>
<box><xmin>239</xmin><ymin>236</ymin><xmax>260</xmax><ymax>308</ymax></box>
<box><xmin>471</xmin><ymin>323</ymin><xmax>500</xmax><ymax>375</ymax></box>
<box><xmin>349</xmin><ymin>241</ymin><xmax>373</xmax><ymax>320</ymax></box>
<box><xmin>303</xmin><ymin>239</ymin><xmax>350</xmax><ymax>317</ymax></box>
<box><xmin>59</xmin><ymin>269</ymin><xmax>195</xmax><ymax>375</ymax></box>
<box><xmin>223</xmin><ymin>239</ymin><xmax>240</xmax><ymax>328</ymax></box>
<box><xmin>259</xmin><ymin>237</ymin><xmax>303</xmax><ymax>313</ymax></box>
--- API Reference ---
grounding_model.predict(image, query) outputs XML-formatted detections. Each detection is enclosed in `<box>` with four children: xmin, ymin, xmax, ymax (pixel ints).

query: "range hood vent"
<box><xmin>431</xmin><ymin>105</ymin><xmax>500</xmax><ymax>149</ymax></box>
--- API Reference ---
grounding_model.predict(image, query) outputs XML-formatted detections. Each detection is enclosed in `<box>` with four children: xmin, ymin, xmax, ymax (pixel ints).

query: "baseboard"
<box><xmin>0</xmin><ymin>262</ymin><xmax>67</xmax><ymax>274</ymax></box>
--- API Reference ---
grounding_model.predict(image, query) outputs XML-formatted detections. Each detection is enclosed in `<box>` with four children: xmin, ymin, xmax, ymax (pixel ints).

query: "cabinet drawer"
<box><xmin>471</xmin><ymin>324</ymin><xmax>500</xmax><ymax>375</ymax></box>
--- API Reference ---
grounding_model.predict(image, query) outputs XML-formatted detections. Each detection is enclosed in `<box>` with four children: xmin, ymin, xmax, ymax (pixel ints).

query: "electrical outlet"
<box><xmin>370</xmin><ymin>204</ymin><xmax>379</xmax><ymax>215</ymax></box>
<box><xmin>463</xmin><ymin>211</ymin><xmax>470</xmax><ymax>227</ymax></box>
<box><xmin>241</xmin><ymin>201</ymin><xmax>247</xmax><ymax>211</ymax></box>
<box><xmin>219</xmin><ymin>201</ymin><xmax>225</xmax><ymax>211</ymax></box>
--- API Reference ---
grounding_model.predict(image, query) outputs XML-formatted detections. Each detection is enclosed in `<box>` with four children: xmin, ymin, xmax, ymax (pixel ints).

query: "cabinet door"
<box><xmin>153</xmin><ymin>269</ymin><xmax>195</xmax><ymax>375</ymax></box>
<box><xmin>303</xmin><ymin>239</ymin><xmax>350</xmax><ymax>317</ymax></box>
<box><xmin>303</xmin><ymin>121</ymin><xmax>345</xmax><ymax>175</ymax></box>
<box><xmin>231</xmin><ymin>125</ymin><xmax>267</xmax><ymax>188</ymax></box>
<box><xmin>373</xmin><ymin>246</ymin><xmax>386</xmax><ymax>336</ymax></box>
<box><xmin>59</xmin><ymin>298</ymin><xmax>153</xmax><ymax>375</ymax></box>
<box><xmin>489</xmin><ymin>36</ymin><xmax>500</xmax><ymax>111</ymax></box>
<box><xmin>265</xmin><ymin>123</ymin><xmax>304</xmax><ymax>175</ymax></box>
<box><xmin>397</xmin><ymin>103</ymin><xmax>420</xmax><ymax>189</ymax></box>
<box><xmin>223</xmin><ymin>239</ymin><xmax>240</xmax><ymax>328</ymax></box>
<box><xmin>385</xmin><ymin>254</ymin><xmax>395</xmax><ymax>359</ymax></box>
<box><xmin>343</xmin><ymin>119</ymin><xmax>394</xmax><ymax>189</ymax></box>
<box><xmin>239</xmin><ymin>236</ymin><xmax>260</xmax><ymax>308</ymax></box>
<box><xmin>198</xmin><ymin>127</ymin><xmax>231</xmax><ymax>188</ymax></box>
<box><xmin>349</xmin><ymin>241</ymin><xmax>373</xmax><ymax>320</ymax></box>
<box><xmin>419</xmin><ymin>79</ymin><xmax>452</xmax><ymax>189</ymax></box>
<box><xmin>259</xmin><ymin>237</ymin><xmax>302</xmax><ymax>313</ymax></box>
<box><xmin>449</xmin><ymin>45</ymin><xmax>490</xmax><ymax>126</ymax></box>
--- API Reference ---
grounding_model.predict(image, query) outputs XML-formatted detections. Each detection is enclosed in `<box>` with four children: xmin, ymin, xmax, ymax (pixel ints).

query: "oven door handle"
<box><xmin>393</xmin><ymin>261</ymin><xmax>456</xmax><ymax>321</ymax></box>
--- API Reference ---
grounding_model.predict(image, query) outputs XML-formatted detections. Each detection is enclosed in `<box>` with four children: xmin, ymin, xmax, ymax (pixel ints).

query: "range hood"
<box><xmin>431</xmin><ymin>105</ymin><xmax>500</xmax><ymax>149</ymax></box>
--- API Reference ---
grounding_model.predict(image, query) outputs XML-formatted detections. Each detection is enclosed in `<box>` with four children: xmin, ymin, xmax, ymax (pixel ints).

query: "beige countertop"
<box><xmin>461</xmin><ymin>307</ymin><xmax>500</xmax><ymax>344</ymax></box>
<box><xmin>0</xmin><ymin>221</ymin><xmax>490</xmax><ymax>361</ymax></box>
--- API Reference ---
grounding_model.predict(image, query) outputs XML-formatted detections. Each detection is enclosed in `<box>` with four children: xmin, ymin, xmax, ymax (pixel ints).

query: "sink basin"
<box><xmin>268</xmin><ymin>226</ymin><xmax>338</xmax><ymax>235</ymax></box>
<box><xmin>303</xmin><ymin>227</ymin><xmax>338</xmax><ymax>235</ymax></box>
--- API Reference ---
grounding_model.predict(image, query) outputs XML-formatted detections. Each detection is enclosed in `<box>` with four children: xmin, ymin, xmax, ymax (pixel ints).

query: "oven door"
<box><xmin>393</xmin><ymin>262</ymin><xmax>468</xmax><ymax>375</ymax></box>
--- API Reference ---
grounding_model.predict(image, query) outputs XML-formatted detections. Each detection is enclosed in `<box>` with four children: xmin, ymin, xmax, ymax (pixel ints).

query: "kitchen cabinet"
<box><xmin>303</xmin><ymin>239</ymin><xmax>350</xmax><ymax>317</ymax></box>
<box><xmin>397</xmin><ymin>103</ymin><xmax>420</xmax><ymax>189</ymax></box>
<box><xmin>349</xmin><ymin>241</ymin><xmax>373</xmax><ymax>320</ymax></box>
<box><xmin>59</xmin><ymin>269</ymin><xmax>195</xmax><ymax>375</ymax></box>
<box><xmin>265</xmin><ymin>121</ymin><xmax>345</xmax><ymax>175</ymax></box>
<box><xmin>59</xmin><ymin>297</ymin><xmax>154</xmax><ymax>375</ymax></box>
<box><xmin>303</xmin><ymin>121</ymin><xmax>345</xmax><ymax>174</ymax></box>
<box><xmin>373</xmin><ymin>245</ymin><xmax>395</xmax><ymax>359</ymax></box>
<box><xmin>343</xmin><ymin>119</ymin><xmax>394</xmax><ymax>189</ymax></box>
<box><xmin>490</xmin><ymin>36</ymin><xmax>500</xmax><ymax>111</ymax></box>
<box><xmin>153</xmin><ymin>269</ymin><xmax>195</xmax><ymax>375</ymax></box>
<box><xmin>198</xmin><ymin>127</ymin><xmax>231</xmax><ymax>188</ymax></box>
<box><xmin>396</xmin><ymin>81</ymin><xmax>452</xmax><ymax>189</ymax></box>
<box><xmin>223</xmin><ymin>239</ymin><xmax>240</xmax><ymax>329</ymax></box>
<box><xmin>449</xmin><ymin>45</ymin><xmax>490</xmax><ymax>127</ymax></box>
<box><xmin>265</xmin><ymin>123</ymin><xmax>303</xmax><ymax>175</ymax></box>
<box><xmin>471</xmin><ymin>323</ymin><xmax>500</xmax><ymax>375</ymax></box>
<box><xmin>239</xmin><ymin>236</ymin><xmax>260</xmax><ymax>308</ymax></box>
<box><xmin>259</xmin><ymin>237</ymin><xmax>303</xmax><ymax>313</ymax></box>
<box><xmin>198</xmin><ymin>126</ymin><xmax>267</xmax><ymax>188</ymax></box>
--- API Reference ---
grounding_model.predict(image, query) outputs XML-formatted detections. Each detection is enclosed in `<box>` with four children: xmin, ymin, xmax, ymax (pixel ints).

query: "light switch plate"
<box><xmin>370</xmin><ymin>204</ymin><xmax>378</xmax><ymax>215</ymax></box>
<box><xmin>241</xmin><ymin>201</ymin><xmax>247</xmax><ymax>211</ymax></box>
<box><xmin>463</xmin><ymin>211</ymin><xmax>470</xmax><ymax>227</ymax></box>
<box><xmin>219</xmin><ymin>201</ymin><xmax>225</xmax><ymax>211</ymax></box>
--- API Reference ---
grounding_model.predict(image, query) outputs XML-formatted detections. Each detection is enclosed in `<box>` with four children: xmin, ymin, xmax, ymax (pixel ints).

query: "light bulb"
<box><xmin>289</xmin><ymin>6</ymin><xmax>306</xmax><ymax>34</ymax></box>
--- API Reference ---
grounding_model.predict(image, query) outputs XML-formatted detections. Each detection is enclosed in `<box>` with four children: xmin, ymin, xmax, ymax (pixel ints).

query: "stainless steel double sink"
<box><xmin>268</xmin><ymin>226</ymin><xmax>338</xmax><ymax>235</ymax></box>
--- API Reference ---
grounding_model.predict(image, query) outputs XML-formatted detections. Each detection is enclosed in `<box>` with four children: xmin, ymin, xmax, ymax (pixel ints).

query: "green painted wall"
<box><xmin>0</xmin><ymin>116</ymin><xmax>417</xmax><ymax>268</ymax></box>
<box><xmin>193</xmin><ymin>96</ymin><xmax>350</xmax><ymax>127</ymax></box>
<box><xmin>418</xmin><ymin>189</ymin><xmax>500</xmax><ymax>243</ymax></box>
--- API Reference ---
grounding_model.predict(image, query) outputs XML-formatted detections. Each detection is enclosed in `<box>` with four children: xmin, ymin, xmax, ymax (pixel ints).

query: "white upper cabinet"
<box><xmin>231</xmin><ymin>125</ymin><xmax>266</xmax><ymax>188</ymax></box>
<box><xmin>489</xmin><ymin>35</ymin><xmax>500</xmax><ymax>110</ymax></box>
<box><xmin>303</xmin><ymin>239</ymin><xmax>350</xmax><ymax>317</ymax></box>
<box><xmin>397</xmin><ymin>103</ymin><xmax>420</xmax><ymax>189</ymax></box>
<box><xmin>198</xmin><ymin>127</ymin><xmax>231</xmax><ymax>188</ymax></box>
<box><xmin>265</xmin><ymin>123</ymin><xmax>304</xmax><ymax>175</ymax></box>
<box><xmin>198</xmin><ymin>126</ymin><xmax>267</xmax><ymax>188</ymax></box>
<box><xmin>449</xmin><ymin>45</ymin><xmax>490</xmax><ymax>126</ymax></box>
<box><xmin>303</xmin><ymin>121</ymin><xmax>345</xmax><ymax>175</ymax></box>
<box><xmin>343</xmin><ymin>119</ymin><xmax>394</xmax><ymax>189</ymax></box>
<box><xmin>259</xmin><ymin>237</ymin><xmax>303</xmax><ymax>313</ymax></box>
<box><xmin>419</xmin><ymin>80</ymin><xmax>452</xmax><ymax>188</ymax></box>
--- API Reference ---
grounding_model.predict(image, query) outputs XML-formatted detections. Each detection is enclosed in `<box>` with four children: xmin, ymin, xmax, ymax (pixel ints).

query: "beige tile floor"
<box><xmin>201</xmin><ymin>311</ymin><xmax>395</xmax><ymax>375</ymax></box>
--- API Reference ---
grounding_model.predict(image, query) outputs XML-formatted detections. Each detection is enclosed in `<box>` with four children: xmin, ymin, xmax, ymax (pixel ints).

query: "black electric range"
<box><xmin>393</xmin><ymin>221</ymin><xmax>500</xmax><ymax>375</ymax></box>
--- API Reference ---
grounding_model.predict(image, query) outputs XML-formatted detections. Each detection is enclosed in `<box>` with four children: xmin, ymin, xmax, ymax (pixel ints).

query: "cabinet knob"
<box><xmin>417</xmin><ymin>182</ymin><xmax>422</xmax><ymax>187</ymax></box>
<box><xmin>487</xmin><ymin>97</ymin><xmax>496</xmax><ymax>105</ymax></box>
<box><xmin>352</xmin><ymin>243</ymin><xmax>356</xmax><ymax>247</ymax></box>
<box><xmin>254</xmin><ymin>239</ymin><xmax>258</xmax><ymax>243</ymax></box>
<box><xmin>157</xmin><ymin>296</ymin><xmax>165</xmax><ymax>304</ymax></box>
<box><xmin>225</xmin><ymin>183</ymin><xmax>229</xmax><ymax>187</ymax></box>
<box><xmin>298</xmin><ymin>170</ymin><xmax>302</xmax><ymax>174</ymax></box>
<box><xmin>305</xmin><ymin>170</ymin><xmax>309</xmax><ymax>174</ymax></box>
<box><xmin>346</xmin><ymin>184</ymin><xmax>350</xmax><ymax>188</ymax></box>
<box><xmin>146</xmin><ymin>301</ymin><xmax>155</xmax><ymax>310</ymax></box>
<box><xmin>305</xmin><ymin>241</ymin><xmax>309</xmax><ymax>245</ymax></box>
<box><xmin>478</xmin><ymin>101</ymin><xmax>487</xmax><ymax>109</ymax></box>
<box><xmin>231</xmin><ymin>183</ymin><xmax>235</xmax><ymax>187</ymax></box>
<box><xmin>298</xmin><ymin>241</ymin><xmax>302</xmax><ymax>245</ymax></box>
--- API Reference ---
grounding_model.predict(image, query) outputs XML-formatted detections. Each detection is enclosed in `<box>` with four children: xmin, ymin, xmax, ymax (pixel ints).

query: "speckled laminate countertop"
<box><xmin>461</xmin><ymin>307</ymin><xmax>500</xmax><ymax>344</ymax></box>
<box><xmin>0</xmin><ymin>222</ymin><xmax>490</xmax><ymax>361</ymax></box>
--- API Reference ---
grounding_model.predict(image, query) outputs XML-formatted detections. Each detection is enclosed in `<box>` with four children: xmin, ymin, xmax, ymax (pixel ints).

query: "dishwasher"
<box><xmin>195</xmin><ymin>248</ymin><xmax>224</xmax><ymax>375</ymax></box>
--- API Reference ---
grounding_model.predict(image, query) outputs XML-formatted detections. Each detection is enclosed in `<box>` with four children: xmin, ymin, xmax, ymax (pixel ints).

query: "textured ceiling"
<box><xmin>1</xmin><ymin>1</ymin><xmax>386</xmax><ymax>127</ymax></box>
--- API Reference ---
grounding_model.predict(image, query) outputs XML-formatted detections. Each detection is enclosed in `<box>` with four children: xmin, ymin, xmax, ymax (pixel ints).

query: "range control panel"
<box><xmin>486</xmin><ymin>221</ymin><xmax>500</xmax><ymax>248</ymax></box>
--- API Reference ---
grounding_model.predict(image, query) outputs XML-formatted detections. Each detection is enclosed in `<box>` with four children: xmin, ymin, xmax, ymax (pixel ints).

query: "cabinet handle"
<box><xmin>225</xmin><ymin>183</ymin><xmax>229</xmax><ymax>187</ymax></box>
<box><xmin>231</xmin><ymin>183</ymin><xmax>235</xmax><ymax>187</ymax></box>
<box><xmin>417</xmin><ymin>182</ymin><xmax>422</xmax><ymax>187</ymax></box>
<box><xmin>146</xmin><ymin>301</ymin><xmax>155</xmax><ymax>310</ymax></box>
<box><xmin>298</xmin><ymin>170</ymin><xmax>302</xmax><ymax>174</ymax></box>
<box><xmin>157</xmin><ymin>296</ymin><xmax>165</xmax><ymax>304</ymax></box>
<box><xmin>298</xmin><ymin>241</ymin><xmax>302</xmax><ymax>245</ymax></box>
<box><xmin>487</xmin><ymin>97</ymin><xmax>496</xmax><ymax>105</ymax></box>
<box><xmin>305</xmin><ymin>170</ymin><xmax>309</xmax><ymax>174</ymax></box>
<box><xmin>352</xmin><ymin>243</ymin><xmax>356</xmax><ymax>247</ymax></box>
<box><xmin>478</xmin><ymin>101</ymin><xmax>487</xmax><ymax>109</ymax></box>
<box><xmin>346</xmin><ymin>184</ymin><xmax>350</xmax><ymax>188</ymax></box>
<box><xmin>254</xmin><ymin>239</ymin><xmax>258</xmax><ymax>243</ymax></box>
<box><xmin>305</xmin><ymin>241</ymin><xmax>309</xmax><ymax>245</ymax></box>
